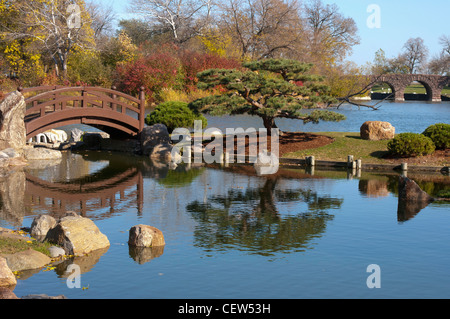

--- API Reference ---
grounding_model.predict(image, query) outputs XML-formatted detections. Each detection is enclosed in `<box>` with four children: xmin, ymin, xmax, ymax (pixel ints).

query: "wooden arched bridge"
<box><xmin>21</xmin><ymin>85</ymin><xmax>146</xmax><ymax>140</ymax></box>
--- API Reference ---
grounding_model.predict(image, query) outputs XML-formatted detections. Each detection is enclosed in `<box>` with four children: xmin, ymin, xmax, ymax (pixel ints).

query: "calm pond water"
<box><xmin>205</xmin><ymin>100</ymin><xmax>450</xmax><ymax>134</ymax></box>
<box><xmin>0</xmin><ymin>100</ymin><xmax>449</xmax><ymax>300</ymax></box>
<box><xmin>1</xmin><ymin>153</ymin><xmax>449</xmax><ymax>299</ymax></box>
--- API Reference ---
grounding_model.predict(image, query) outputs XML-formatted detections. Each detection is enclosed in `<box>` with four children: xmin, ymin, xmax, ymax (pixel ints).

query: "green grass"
<box><xmin>283</xmin><ymin>132</ymin><xmax>390</xmax><ymax>163</ymax></box>
<box><xmin>0</xmin><ymin>235</ymin><xmax>53</xmax><ymax>257</ymax></box>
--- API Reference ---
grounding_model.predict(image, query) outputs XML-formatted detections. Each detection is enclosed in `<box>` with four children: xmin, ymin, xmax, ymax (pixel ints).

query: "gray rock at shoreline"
<box><xmin>0</xmin><ymin>90</ymin><xmax>26</xmax><ymax>150</ymax></box>
<box><xmin>30</xmin><ymin>214</ymin><xmax>57</xmax><ymax>239</ymax></box>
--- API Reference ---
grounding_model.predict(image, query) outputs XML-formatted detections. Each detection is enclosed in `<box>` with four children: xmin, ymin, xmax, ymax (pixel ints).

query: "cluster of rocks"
<box><xmin>0</xmin><ymin>212</ymin><xmax>165</xmax><ymax>299</ymax></box>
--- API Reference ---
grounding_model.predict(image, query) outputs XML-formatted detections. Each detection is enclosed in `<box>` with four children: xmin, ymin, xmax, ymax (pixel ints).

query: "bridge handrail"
<box><xmin>20</xmin><ymin>85</ymin><xmax>146</xmax><ymax>132</ymax></box>
<box><xmin>25</xmin><ymin>94</ymin><xmax>141</xmax><ymax>116</ymax></box>
<box><xmin>23</xmin><ymin>86</ymin><xmax>142</xmax><ymax>105</ymax></box>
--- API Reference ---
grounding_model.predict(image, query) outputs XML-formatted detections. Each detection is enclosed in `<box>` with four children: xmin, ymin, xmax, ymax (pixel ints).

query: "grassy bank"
<box><xmin>283</xmin><ymin>132</ymin><xmax>449</xmax><ymax>167</ymax></box>
<box><xmin>283</xmin><ymin>132</ymin><xmax>390</xmax><ymax>163</ymax></box>
<box><xmin>0</xmin><ymin>231</ymin><xmax>53</xmax><ymax>257</ymax></box>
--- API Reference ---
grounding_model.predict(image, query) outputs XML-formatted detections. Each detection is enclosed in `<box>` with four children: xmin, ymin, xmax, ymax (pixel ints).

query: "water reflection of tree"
<box><xmin>186</xmin><ymin>177</ymin><xmax>343</xmax><ymax>256</ymax></box>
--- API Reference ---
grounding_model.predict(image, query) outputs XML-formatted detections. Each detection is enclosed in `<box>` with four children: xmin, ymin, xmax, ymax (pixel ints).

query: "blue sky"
<box><xmin>97</xmin><ymin>0</ymin><xmax>449</xmax><ymax>66</ymax></box>
<box><xmin>321</xmin><ymin>0</ymin><xmax>449</xmax><ymax>66</ymax></box>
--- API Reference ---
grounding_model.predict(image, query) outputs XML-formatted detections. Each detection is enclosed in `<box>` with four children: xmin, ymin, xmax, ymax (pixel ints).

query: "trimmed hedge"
<box><xmin>145</xmin><ymin>101</ymin><xmax>207</xmax><ymax>133</ymax></box>
<box><xmin>387</xmin><ymin>133</ymin><xmax>435</xmax><ymax>157</ymax></box>
<box><xmin>422</xmin><ymin>123</ymin><xmax>450</xmax><ymax>150</ymax></box>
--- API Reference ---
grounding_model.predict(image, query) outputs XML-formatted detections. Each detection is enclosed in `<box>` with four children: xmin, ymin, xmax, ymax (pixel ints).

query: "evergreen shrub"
<box><xmin>422</xmin><ymin>123</ymin><xmax>450</xmax><ymax>150</ymax></box>
<box><xmin>145</xmin><ymin>101</ymin><xmax>207</xmax><ymax>133</ymax></box>
<box><xmin>387</xmin><ymin>133</ymin><xmax>435</xmax><ymax>157</ymax></box>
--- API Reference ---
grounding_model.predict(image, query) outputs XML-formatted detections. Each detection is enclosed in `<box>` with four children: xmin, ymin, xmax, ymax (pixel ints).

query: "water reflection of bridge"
<box><xmin>25</xmin><ymin>167</ymin><xmax>143</xmax><ymax>218</ymax></box>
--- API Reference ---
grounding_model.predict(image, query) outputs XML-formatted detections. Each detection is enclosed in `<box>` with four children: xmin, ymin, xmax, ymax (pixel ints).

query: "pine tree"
<box><xmin>189</xmin><ymin>58</ymin><xmax>345</xmax><ymax>134</ymax></box>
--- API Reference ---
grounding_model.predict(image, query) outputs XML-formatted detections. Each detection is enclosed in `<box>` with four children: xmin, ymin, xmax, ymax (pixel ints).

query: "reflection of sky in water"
<box><xmin>3</xmin><ymin>148</ymin><xmax>450</xmax><ymax>299</ymax></box>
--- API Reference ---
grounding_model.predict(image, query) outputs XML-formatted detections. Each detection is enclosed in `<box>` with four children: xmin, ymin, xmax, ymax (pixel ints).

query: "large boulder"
<box><xmin>0</xmin><ymin>90</ymin><xmax>26</xmax><ymax>150</ymax></box>
<box><xmin>140</xmin><ymin>124</ymin><xmax>171</xmax><ymax>156</ymax></box>
<box><xmin>45</xmin><ymin>215</ymin><xmax>110</xmax><ymax>256</ymax></box>
<box><xmin>360</xmin><ymin>121</ymin><xmax>395</xmax><ymax>141</ymax></box>
<box><xmin>128</xmin><ymin>224</ymin><xmax>165</xmax><ymax>248</ymax></box>
<box><xmin>0</xmin><ymin>257</ymin><xmax>16</xmax><ymax>287</ymax></box>
<box><xmin>3</xmin><ymin>249</ymin><xmax>51</xmax><ymax>272</ymax></box>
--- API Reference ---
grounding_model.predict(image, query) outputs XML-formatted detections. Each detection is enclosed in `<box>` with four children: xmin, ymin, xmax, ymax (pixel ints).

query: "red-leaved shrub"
<box><xmin>116</xmin><ymin>47</ymin><xmax>241</xmax><ymax>103</ymax></box>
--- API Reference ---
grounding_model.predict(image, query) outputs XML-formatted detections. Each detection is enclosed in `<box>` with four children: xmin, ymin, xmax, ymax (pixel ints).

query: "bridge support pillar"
<box><xmin>394</xmin><ymin>90</ymin><xmax>405</xmax><ymax>102</ymax></box>
<box><xmin>431</xmin><ymin>90</ymin><xmax>442</xmax><ymax>102</ymax></box>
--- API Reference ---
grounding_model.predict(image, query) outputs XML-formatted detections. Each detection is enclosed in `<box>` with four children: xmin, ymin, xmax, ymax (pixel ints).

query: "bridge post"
<box><xmin>111</xmin><ymin>86</ymin><xmax>117</xmax><ymax>111</ymax></box>
<box><xmin>139</xmin><ymin>87</ymin><xmax>146</xmax><ymax>132</ymax></box>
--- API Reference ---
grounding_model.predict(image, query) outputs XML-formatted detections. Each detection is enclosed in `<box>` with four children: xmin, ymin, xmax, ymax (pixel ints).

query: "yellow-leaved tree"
<box><xmin>0</xmin><ymin>0</ymin><xmax>96</xmax><ymax>81</ymax></box>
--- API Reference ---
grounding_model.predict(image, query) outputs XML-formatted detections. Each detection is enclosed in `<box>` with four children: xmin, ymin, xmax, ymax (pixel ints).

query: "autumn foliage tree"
<box><xmin>189</xmin><ymin>58</ymin><xmax>345</xmax><ymax>133</ymax></box>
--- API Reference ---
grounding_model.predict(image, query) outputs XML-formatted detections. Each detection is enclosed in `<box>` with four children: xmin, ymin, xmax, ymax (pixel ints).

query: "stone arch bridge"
<box><xmin>368</xmin><ymin>74</ymin><xmax>450</xmax><ymax>102</ymax></box>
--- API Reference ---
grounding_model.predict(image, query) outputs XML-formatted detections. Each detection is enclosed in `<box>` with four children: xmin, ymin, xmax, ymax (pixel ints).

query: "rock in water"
<box><xmin>0</xmin><ymin>90</ymin><xmax>26</xmax><ymax>150</ymax></box>
<box><xmin>46</xmin><ymin>215</ymin><xmax>110</xmax><ymax>256</ymax></box>
<box><xmin>140</xmin><ymin>124</ymin><xmax>171</xmax><ymax>156</ymax></box>
<box><xmin>0</xmin><ymin>257</ymin><xmax>16</xmax><ymax>287</ymax></box>
<box><xmin>128</xmin><ymin>224</ymin><xmax>165</xmax><ymax>247</ymax></box>
<box><xmin>398</xmin><ymin>176</ymin><xmax>434</xmax><ymax>203</ymax></box>
<box><xmin>397</xmin><ymin>176</ymin><xmax>435</xmax><ymax>222</ymax></box>
<box><xmin>3</xmin><ymin>249</ymin><xmax>51</xmax><ymax>272</ymax></box>
<box><xmin>24</xmin><ymin>147</ymin><xmax>62</xmax><ymax>160</ymax></box>
<box><xmin>360</xmin><ymin>121</ymin><xmax>395</xmax><ymax>141</ymax></box>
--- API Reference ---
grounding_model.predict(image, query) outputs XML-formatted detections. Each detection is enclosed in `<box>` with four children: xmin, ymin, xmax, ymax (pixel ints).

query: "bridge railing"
<box><xmin>20</xmin><ymin>85</ymin><xmax>146</xmax><ymax>132</ymax></box>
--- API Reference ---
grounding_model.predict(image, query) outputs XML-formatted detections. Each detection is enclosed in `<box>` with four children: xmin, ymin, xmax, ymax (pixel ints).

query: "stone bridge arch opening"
<box><xmin>370</xmin><ymin>81</ymin><xmax>396</xmax><ymax>101</ymax></box>
<box><xmin>403</xmin><ymin>80</ymin><xmax>433</xmax><ymax>101</ymax></box>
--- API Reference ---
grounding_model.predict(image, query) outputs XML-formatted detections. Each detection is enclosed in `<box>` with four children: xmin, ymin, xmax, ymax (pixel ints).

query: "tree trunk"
<box><xmin>262</xmin><ymin>116</ymin><xmax>282</xmax><ymax>136</ymax></box>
